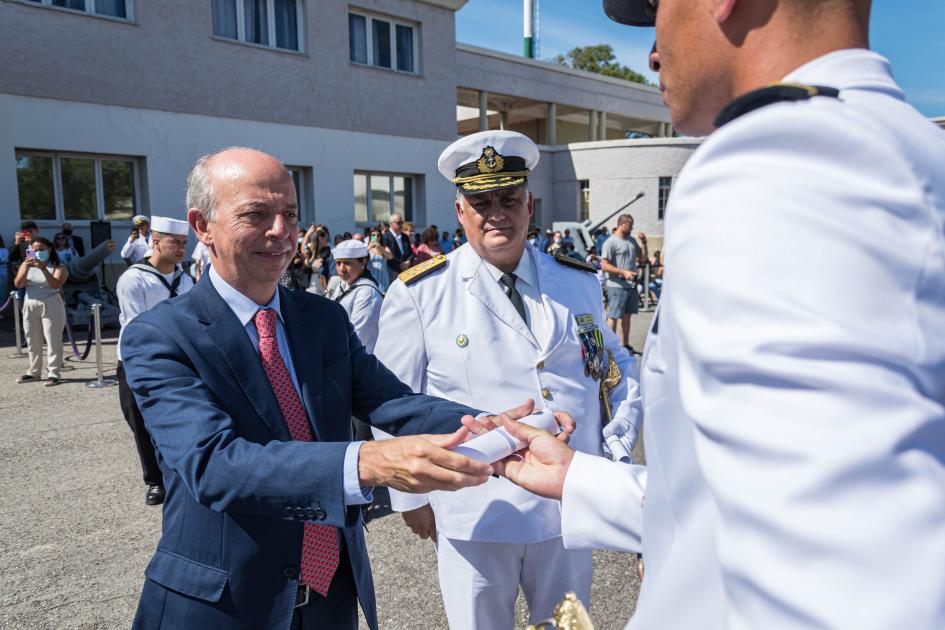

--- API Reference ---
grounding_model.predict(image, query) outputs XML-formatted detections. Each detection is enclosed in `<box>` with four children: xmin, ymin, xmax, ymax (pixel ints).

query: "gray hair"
<box><xmin>186</xmin><ymin>146</ymin><xmax>290</xmax><ymax>222</ymax></box>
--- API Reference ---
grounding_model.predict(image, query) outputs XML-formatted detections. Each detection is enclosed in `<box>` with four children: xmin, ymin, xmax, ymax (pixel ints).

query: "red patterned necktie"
<box><xmin>254</xmin><ymin>308</ymin><xmax>339</xmax><ymax>596</ymax></box>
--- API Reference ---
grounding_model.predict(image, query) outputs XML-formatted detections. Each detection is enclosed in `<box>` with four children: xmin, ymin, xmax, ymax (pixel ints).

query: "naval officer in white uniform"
<box><xmin>374</xmin><ymin>130</ymin><xmax>643</xmax><ymax>629</ymax></box>
<box><xmin>120</xmin><ymin>214</ymin><xmax>152</xmax><ymax>263</ymax></box>
<box><xmin>495</xmin><ymin>1</ymin><xmax>945</xmax><ymax>628</ymax></box>
<box><xmin>330</xmin><ymin>239</ymin><xmax>384</xmax><ymax>354</ymax></box>
<box><xmin>116</xmin><ymin>216</ymin><xmax>195</xmax><ymax>506</ymax></box>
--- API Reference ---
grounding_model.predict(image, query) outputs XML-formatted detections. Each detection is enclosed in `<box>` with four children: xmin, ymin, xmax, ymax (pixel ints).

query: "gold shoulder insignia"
<box><xmin>399</xmin><ymin>255</ymin><xmax>448</xmax><ymax>285</ymax></box>
<box><xmin>554</xmin><ymin>253</ymin><xmax>595</xmax><ymax>273</ymax></box>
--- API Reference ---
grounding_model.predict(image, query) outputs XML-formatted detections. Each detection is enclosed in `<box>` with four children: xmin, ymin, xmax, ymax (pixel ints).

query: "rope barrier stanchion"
<box><xmin>86</xmin><ymin>303</ymin><xmax>117</xmax><ymax>389</ymax></box>
<box><xmin>642</xmin><ymin>265</ymin><xmax>651</xmax><ymax>311</ymax></box>
<box><xmin>6</xmin><ymin>292</ymin><xmax>26</xmax><ymax>359</ymax></box>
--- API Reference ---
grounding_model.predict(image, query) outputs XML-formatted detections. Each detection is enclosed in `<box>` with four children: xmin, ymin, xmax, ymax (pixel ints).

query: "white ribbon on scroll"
<box><xmin>452</xmin><ymin>409</ymin><xmax>561</xmax><ymax>464</ymax></box>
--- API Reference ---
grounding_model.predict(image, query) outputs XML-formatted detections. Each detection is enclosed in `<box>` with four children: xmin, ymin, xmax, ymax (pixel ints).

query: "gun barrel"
<box><xmin>68</xmin><ymin>241</ymin><xmax>113</xmax><ymax>282</ymax></box>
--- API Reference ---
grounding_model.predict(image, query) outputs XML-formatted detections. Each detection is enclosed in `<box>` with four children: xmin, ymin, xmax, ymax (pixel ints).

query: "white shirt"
<box><xmin>208</xmin><ymin>266</ymin><xmax>371</xmax><ymax>506</ymax></box>
<box><xmin>120</xmin><ymin>233</ymin><xmax>152</xmax><ymax>262</ymax></box>
<box><xmin>561</xmin><ymin>49</ymin><xmax>945</xmax><ymax>629</ymax></box>
<box><xmin>480</xmin><ymin>246</ymin><xmax>552</xmax><ymax>349</ymax></box>
<box><xmin>116</xmin><ymin>262</ymin><xmax>194</xmax><ymax>361</ymax></box>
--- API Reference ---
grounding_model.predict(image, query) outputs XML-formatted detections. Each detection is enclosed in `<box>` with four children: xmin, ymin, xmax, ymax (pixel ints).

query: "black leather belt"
<box><xmin>294</xmin><ymin>584</ymin><xmax>310</xmax><ymax>609</ymax></box>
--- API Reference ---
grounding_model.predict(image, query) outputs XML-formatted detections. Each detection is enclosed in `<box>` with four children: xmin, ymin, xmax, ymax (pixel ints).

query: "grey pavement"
<box><xmin>0</xmin><ymin>310</ymin><xmax>651</xmax><ymax>630</ymax></box>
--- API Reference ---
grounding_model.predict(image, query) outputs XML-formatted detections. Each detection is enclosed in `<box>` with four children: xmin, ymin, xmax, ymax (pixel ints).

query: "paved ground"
<box><xmin>0</xmin><ymin>311</ymin><xmax>651</xmax><ymax>629</ymax></box>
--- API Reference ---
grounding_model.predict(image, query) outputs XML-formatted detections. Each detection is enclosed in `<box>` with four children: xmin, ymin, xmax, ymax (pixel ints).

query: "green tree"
<box><xmin>551</xmin><ymin>44</ymin><xmax>651</xmax><ymax>86</ymax></box>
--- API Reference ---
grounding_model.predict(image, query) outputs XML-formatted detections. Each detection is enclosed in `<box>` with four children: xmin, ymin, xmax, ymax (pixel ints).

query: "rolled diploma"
<box><xmin>452</xmin><ymin>409</ymin><xmax>560</xmax><ymax>464</ymax></box>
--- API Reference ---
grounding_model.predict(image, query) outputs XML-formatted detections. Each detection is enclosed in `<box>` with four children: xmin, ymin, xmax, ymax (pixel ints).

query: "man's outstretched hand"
<box><xmin>358</xmin><ymin>428</ymin><xmax>493</xmax><ymax>494</ymax></box>
<box><xmin>460</xmin><ymin>399</ymin><xmax>576</xmax><ymax>444</ymax></box>
<box><xmin>492</xmin><ymin>415</ymin><xmax>576</xmax><ymax>501</ymax></box>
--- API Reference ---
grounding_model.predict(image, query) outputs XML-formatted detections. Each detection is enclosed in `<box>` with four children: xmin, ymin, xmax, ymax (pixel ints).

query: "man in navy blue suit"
<box><xmin>383</xmin><ymin>213</ymin><xmax>415</xmax><ymax>284</ymax></box>
<box><xmin>121</xmin><ymin>147</ymin><xmax>528</xmax><ymax>630</ymax></box>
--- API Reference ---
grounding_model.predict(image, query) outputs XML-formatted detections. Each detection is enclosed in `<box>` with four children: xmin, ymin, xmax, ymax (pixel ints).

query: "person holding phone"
<box><xmin>367</xmin><ymin>228</ymin><xmax>393</xmax><ymax>293</ymax></box>
<box><xmin>13</xmin><ymin>237</ymin><xmax>69</xmax><ymax>386</ymax></box>
<box><xmin>120</xmin><ymin>215</ymin><xmax>151</xmax><ymax>264</ymax></box>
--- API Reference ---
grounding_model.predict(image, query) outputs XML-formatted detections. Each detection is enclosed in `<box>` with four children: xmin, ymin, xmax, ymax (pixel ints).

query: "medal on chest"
<box><xmin>575</xmin><ymin>314</ymin><xmax>604</xmax><ymax>381</ymax></box>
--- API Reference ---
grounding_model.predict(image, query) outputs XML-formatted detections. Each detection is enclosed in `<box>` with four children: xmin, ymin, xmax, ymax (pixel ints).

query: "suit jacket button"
<box><xmin>283</xmin><ymin>566</ymin><xmax>299</xmax><ymax>579</ymax></box>
<box><xmin>305</xmin><ymin>508</ymin><xmax>317</xmax><ymax>520</ymax></box>
<box><xmin>536</xmin><ymin>360</ymin><xmax>545</xmax><ymax>370</ymax></box>
<box><xmin>295</xmin><ymin>507</ymin><xmax>307</xmax><ymax>519</ymax></box>
<box><xmin>542</xmin><ymin>388</ymin><xmax>552</xmax><ymax>400</ymax></box>
<box><xmin>284</xmin><ymin>507</ymin><xmax>294</xmax><ymax>518</ymax></box>
<box><xmin>315</xmin><ymin>508</ymin><xmax>327</xmax><ymax>521</ymax></box>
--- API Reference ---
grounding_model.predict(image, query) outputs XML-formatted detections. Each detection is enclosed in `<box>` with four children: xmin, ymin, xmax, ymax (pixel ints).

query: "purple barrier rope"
<box><xmin>64</xmin><ymin>316</ymin><xmax>95</xmax><ymax>360</ymax></box>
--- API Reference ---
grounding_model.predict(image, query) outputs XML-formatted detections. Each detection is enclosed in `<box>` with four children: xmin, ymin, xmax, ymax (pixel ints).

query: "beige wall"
<box><xmin>0</xmin><ymin>0</ymin><xmax>460</xmax><ymax>140</ymax></box>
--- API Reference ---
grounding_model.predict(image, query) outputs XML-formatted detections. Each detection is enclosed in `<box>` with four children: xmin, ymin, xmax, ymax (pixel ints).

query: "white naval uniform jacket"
<box><xmin>335</xmin><ymin>276</ymin><xmax>383</xmax><ymax>354</ymax></box>
<box><xmin>561</xmin><ymin>49</ymin><xmax>945</xmax><ymax>629</ymax></box>
<box><xmin>115</xmin><ymin>263</ymin><xmax>194</xmax><ymax>361</ymax></box>
<box><xmin>374</xmin><ymin>243</ymin><xmax>643</xmax><ymax>543</ymax></box>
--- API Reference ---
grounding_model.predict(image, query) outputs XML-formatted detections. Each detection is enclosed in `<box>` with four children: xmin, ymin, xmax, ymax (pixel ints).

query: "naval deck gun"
<box><xmin>552</xmin><ymin>192</ymin><xmax>645</xmax><ymax>258</ymax></box>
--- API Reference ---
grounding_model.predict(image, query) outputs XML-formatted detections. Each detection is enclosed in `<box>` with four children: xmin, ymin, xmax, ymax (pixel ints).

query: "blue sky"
<box><xmin>456</xmin><ymin>0</ymin><xmax>945</xmax><ymax>117</ymax></box>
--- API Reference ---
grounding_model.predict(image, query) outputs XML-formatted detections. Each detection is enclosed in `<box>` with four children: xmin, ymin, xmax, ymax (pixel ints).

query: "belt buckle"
<box><xmin>294</xmin><ymin>583</ymin><xmax>310</xmax><ymax>609</ymax></box>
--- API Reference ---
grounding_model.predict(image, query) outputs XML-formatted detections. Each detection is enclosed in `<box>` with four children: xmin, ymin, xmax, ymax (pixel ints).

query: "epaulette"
<box><xmin>554</xmin><ymin>253</ymin><xmax>595</xmax><ymax>273</ymax></box>
<box><xmin>399</xmin><ymin>254</ymin><xmax>448</xmax><ymax>285</ymax></box>
<box><xmin>714</xmin><ymin>83</ymin><xmax>840</xmax><ymax>128</ymax></box>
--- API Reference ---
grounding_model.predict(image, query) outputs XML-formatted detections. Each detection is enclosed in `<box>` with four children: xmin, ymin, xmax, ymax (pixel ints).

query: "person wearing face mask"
<box><xmin>116</xmin><ymin>217</ymin><xmax>195</xmax><ymax>505</ymax></box>
<box><xmin>60</xmin><ymin>222</ymin><xmax>85</xmax><ymax>256</ymax></box>
<box><xmin>13</xmin><ymin>237</ymin><xmax>69</xmax><ymax>386</ymax></box>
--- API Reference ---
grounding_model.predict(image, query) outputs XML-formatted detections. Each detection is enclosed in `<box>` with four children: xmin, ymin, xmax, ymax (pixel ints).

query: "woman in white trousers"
<box><xmin>13</xmin><ymin>236</ymin><xmax>68</xmax><ymax>386</ymax></box>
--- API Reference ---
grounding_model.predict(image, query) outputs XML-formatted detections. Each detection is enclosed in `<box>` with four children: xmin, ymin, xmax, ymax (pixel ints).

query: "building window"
<box><xmin>578</xmin><ymin>180</ymin><xmax>590</xmax><ymax>222</ymax></box>
<box><xmin>212</xmin><ymin>0</ymin><xmax>302</xmax><ymax>52</ymax></box>
<box><xmin>19</xmin><ymin>0</ymin><xmax>132</xmax><ymax>19</ymax></box>
<box><xmin>286</xmin><ymin>166</ymin><xmax>313</xmax><ymax>225</ymax></box>
<box><xmin>16</xmin><ymin>151</ymin><xmax>141</xmax><ymax>223</ymax></box>
<box><xmin>354</xmin><ymin>172</ymin><xmax>414</xmax><ymax>224</ymax></box>
<box><xmin>348</xmin><ymin>10</ymin><xmax>418</xmax><ymax>73</ymax></box>
<box><xmin>658</xmin><ymin>176</ymin><xmax>672</xmax><ymax>220</ymax></box>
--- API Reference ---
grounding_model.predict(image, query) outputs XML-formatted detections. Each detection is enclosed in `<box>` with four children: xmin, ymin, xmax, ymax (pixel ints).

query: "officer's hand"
<box><xmin>357</xmin><ymin>428</ymin><xmax>493</xmax><ymax>494</ymax></box>
<box><xmin>493</xmin><ymin>416</ymin><xmax>575</xmax><ymax>501</ymax></box>
<box><xmin>402</xmin><ymin>505</ymin><xmax>437</xmax><ymax>543</ymax></box>
<box><xmin>130</xmin><ymin>229</ymin><xmax>139</xmax><ymax>241</ymax></box>
<box><xmin>399</xmin><ymin>261</ymin><xmax>410</xmax><ymax>271</ymax></box>
<box><xmin>460</xmin><ymin>399</ymin><xmax>534</xmax><ymax>437</ymax></box>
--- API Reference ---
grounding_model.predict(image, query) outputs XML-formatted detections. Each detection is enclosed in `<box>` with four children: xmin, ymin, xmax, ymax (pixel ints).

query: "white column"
<box><xmin>588</xmin><ymin>110</ymin><xmax>598</xmax><ymax>141</ymax></box>
<box><xmin>598</xmin><ymin>112</ymin><xmax>608</xmax><ymax>141</ymax></box>
<box><xmin>479</xmin><ymin>91</ymin><xmax>489</xmax><ymax>131</ymax></box>
<box><xmin>546</xmin><ymin>103</ymin><xmax>557</xmax><ymax>146</ymax></box>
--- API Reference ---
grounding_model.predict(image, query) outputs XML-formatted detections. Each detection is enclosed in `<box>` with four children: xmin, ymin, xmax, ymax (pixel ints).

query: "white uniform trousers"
<box><xmin>22</xmin><ymin>295</ymin><xmax>66</xmax><ymax>379</ymax></box>
<box><xmin>435</xmin><ymin>536</ymin><xmax>591</xmax><ymax>630</ymax></box>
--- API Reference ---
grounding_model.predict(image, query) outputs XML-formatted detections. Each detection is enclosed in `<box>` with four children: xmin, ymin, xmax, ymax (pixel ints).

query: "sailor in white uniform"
<box><xmin>373</xmin><ymin>130</ymin><xmax>642</xmax><ymax>630</ymax></box>
<box><xmin>496</xmin><ymin>1</ymin><xmax>945</xmax><ymax>629</ymax></box>
<box><xmin>330</xmin><ymin>239</ymin><xmax>384</xmax><ymax>354</ymax></box>
<box><xmin>120</xmin><ymin>214</ymin><xmax>152</xmax><ymax>263</ymax></box>
<box><xmin>116</xmin><ymin>216</ymin><xmax>195</xmax><ymax>506</ymax></box>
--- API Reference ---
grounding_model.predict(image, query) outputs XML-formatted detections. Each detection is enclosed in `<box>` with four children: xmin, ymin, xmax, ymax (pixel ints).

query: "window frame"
<box><xmin>578</xmin><ymin>179</ymin><xmax>591</xmax><ymax>222</ymax></box>
<box><xmin>15</xmin><ymin>0</ymin><xmax>135</xmax><ymax>22</ymax></box>
<box><xmin>658</xmin><ymin>176</ymin><xmax>673</xmax><ymax>220</ymax></box>
<box><xmin>353</xmin><ymin>171</ymin><xmax>416</xmax><ymax>226</ymax></box>
<box><xmin>212</xmin><ymin>0</ymin><xmax>305</xmax><ymax>53</ymax></box>
<box><xmin>348</xmin><ymin>9</ymin><xmax>420</xmax><ymax>75</ymax></box>
<box><xmin>15</xmin><ymin>150</ymin><xmax>144</xmax><ymax>226</ymax></box>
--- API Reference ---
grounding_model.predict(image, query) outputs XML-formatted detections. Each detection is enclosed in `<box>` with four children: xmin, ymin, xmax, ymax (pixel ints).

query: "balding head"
<box><xmin>187</xmin><ymin>147</ymin><xmax>291</xmax><ymax>222</ymax></box>
<box><xmin>185</xmin><ymin>146</ymin><xmax>299</xmax><ymax>304</ymax></box>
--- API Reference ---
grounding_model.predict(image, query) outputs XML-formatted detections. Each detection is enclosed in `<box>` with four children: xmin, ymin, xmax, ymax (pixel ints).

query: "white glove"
<box><xmin>602</xmin><ymin>416</ymin><xmax>638</xmax><ymax>464</ymax></box>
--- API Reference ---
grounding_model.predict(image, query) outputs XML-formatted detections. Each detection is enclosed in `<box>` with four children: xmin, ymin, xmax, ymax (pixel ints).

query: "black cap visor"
<box><xmin>603</xmin><ymin>0</ymin><xmax>656</xmax><ymax>27</ymax></box>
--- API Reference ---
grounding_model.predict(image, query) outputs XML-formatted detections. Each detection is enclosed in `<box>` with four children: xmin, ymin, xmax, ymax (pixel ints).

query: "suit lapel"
<box><xmin>192</xmin><ymin>278</ymin><xmax>290</xmax><ymax>440</ymax></box>
<box><xmin>460</xmin><ymin>246</ymin><xmax>540</xmax><ymax>350</ymax></box>
<box><xmin>281</xmin><ymin>288</ymin><xmax>326</xmax><ymax>442</ymax></box>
